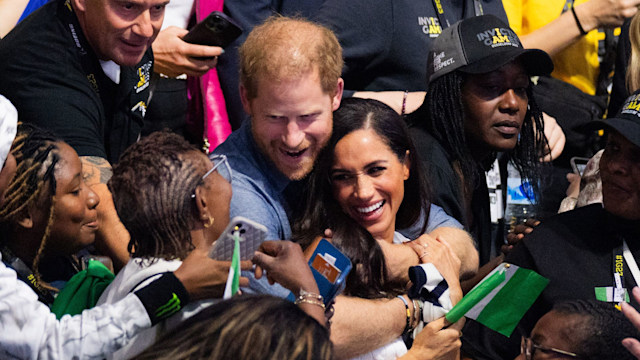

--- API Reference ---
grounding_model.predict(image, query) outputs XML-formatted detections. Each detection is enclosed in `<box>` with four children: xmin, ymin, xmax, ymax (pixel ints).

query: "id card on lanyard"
<box><xmin>595</xmin><ymin>239</ymin><xmax>640</xmax><ymax>305</ymax></box>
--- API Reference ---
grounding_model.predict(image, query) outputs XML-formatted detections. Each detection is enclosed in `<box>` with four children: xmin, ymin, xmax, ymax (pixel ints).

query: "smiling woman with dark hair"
<box><xmin>294</xmin><ymin>97</ymin><xmax>466</xmax><ymax>359</ymax></box>
<box><xmin>0</xmin><ymin>123</ymin><xmax>100</xmax><ymax>304</ymax></box>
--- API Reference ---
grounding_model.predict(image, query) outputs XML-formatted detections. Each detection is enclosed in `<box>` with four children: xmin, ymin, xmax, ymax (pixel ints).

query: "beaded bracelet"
<box><xmin>401</xmin><ymin>90</ymin><xmax>409</xmax><ymax>116</ymax></box>
<box><xmin>295</xmin><ymin>298</ymin><xmax>326</xmax><ymax>309</ymax></box>
<box><xmin>295</xmin><ymin>289</ymin><xmax>325</xmax><ymax>309</ymax></box>
<box><xmin>397</xmin><ymin>295</ymin><xmax>412</xmax><ymax>335</ymax></box>
<box><xmin>411</xmin><ymin>299</ymin><xmax>422</xmax><ymax>329</ymax></box>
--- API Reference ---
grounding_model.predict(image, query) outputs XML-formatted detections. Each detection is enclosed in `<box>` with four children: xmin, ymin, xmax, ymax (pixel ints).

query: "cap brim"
<box><xmin>459</xmin><ymin>48</ymin><xmax>553</xmax><ymax>77</ymax></box>
<box><xmin>590</xmin><ymin>118</ymin><xmax>640</xmax><ymax>148</ymax></box>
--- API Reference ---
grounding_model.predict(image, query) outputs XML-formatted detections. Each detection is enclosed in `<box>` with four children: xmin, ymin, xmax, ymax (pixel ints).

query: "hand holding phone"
<box><xmin>286</xmin><ymin>239</ymin><xmax>352</xmax><ymax>305</ymax></box>
<box><xmin>570</xmin><ymin>156</ymin><xmax>589</xmax><ymax>176</ymax></box>
<box><xmin>183</xmin><ymin>11</ymin><xmax>243</xmax><ymax>48</ymax></box>
<box><xmin>153</xmin><ymin>26</ymin><xmax>222</xmax><ymax>77</ymax></box>
<box><xmin>209</xmin><ymin>216</ymin><xmax>267</xmax><ymax>261</ymax></box>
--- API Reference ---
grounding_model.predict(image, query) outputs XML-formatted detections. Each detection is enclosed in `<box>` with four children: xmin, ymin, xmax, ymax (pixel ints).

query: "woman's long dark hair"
<box><xmin>293</xmin><ymin>98</ymin><xmax>431</xmax><ymax>299</ymax></box>
<box><xmin>407</xmin><ymin>70</ymin><xmax>547</xmax><ymax>200</ymax></box>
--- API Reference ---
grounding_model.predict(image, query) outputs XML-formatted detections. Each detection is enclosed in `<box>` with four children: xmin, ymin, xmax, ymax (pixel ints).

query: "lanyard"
<box><xmin>611</xmin><ymin>239</ymin><xmax>640</xmax><ymax>303</ymax></box>
<box><xmin>58</xmin><ymin>0</ymin><xmax>104</xmax><ymax>95</ymax></box>
<box><xmin>58</xmin><ymin>0</ymin><xmax>151</xmax><ymax>162</ymax></box>
<box><xmin>1</xmin><ymin>246</ymin><xmax>55</xmax><ymax>305</ymax></box>
<box><xmin>623</xmin><ymin>240</ymin><xmax>640</xmax><ymax>289</ymax></box>
<box><xmin>431</xmin><ymin>0</ymin><xmax>484</xmax><ymax>29</ymax></box>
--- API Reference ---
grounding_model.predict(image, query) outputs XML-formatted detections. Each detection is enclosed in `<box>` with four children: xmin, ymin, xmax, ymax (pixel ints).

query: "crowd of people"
<box><xmin>2</xmin><ymin>0</ymin><xmax>640</xmax><ymax>359</ymax></box>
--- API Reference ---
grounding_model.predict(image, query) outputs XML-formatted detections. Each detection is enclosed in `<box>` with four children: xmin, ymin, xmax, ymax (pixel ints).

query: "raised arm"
<box><xmin>0</xmin><ymin>248</ymin><xmax>249</xmax><ymax>360</ymax></box>
<box><xmin>353</xmin><ymin>91</ymin><xmax>426</xmax><ymax>115</ymax></box>
<box><xmin>330</xmin><ymin>295</ymin><xmax>407</xmax><ymax>358</ymax></box>
<box><xmin>80</xmin><ymin>156</ymin><xmax>129</xmax><ymax>271</ymax></box>
<box><xmin>0</xmin><ymin>0</ymin><xmax>28</xmax><ymax>38</ymax></box>
<box><xmin>506</xmin><ymin>0</ymin><xmax>640</xmax><ymax>56</ymax></box>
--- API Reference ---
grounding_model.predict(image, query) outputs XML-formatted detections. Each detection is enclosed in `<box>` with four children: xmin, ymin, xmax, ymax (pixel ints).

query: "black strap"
<box><xmin>58</xmin><ymin>0</ymin><xmax>151</xmax><ymax>162</ymax></box>
<box><xmin>613</xmin><ymin>240</ymin><xmax>627</xmax><ymax>301</ymax></box>
<box><xmin>431</xmin><ymin>0</ymin><xmax>483</xmax><ymax>30</ymax></box>
<box><xmin>1</xmin><ymin>246</ymin><xmax>55</xmax><ymax>305</ymax></box>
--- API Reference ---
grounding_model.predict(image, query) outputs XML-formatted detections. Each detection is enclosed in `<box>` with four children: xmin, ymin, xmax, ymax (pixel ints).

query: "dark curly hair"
<box><xmin>109</xmin><ymin>131</ymin><xmax>206</xmax><ymax>261</ymax></box>
<box><xmin>550</xmin><ymin>300</ymin><xmax>639</xmax><ymax>360</ymax></box>
<box><xmin>293</xmin><ymin>98</ymin><xmax>431</xmax><ymax>298</ymax></box>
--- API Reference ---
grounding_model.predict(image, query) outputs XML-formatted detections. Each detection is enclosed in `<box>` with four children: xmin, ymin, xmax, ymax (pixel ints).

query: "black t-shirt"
<box><xmin>314</xmin><ymin>0</ymin><xmax>507</xmax><ymax>93</ymax></box>
<box><xmin>409</xmin><ymin>126</ymin><xmax>502</xmax><ymax>265</ymax></box>
<box><xmin>462</xmin><ymin>204</ymin><xmax>640</xmax><ymax>359</ymax></box>
<box><xmin>0</xmin><ymin>0</ymin><xmax>152</xmax><ymax>163</ymax></box>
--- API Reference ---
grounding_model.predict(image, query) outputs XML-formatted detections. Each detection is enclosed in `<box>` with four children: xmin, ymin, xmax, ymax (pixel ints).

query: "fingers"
<box><xmin>238</xmin><ymin>276</ymin><xmax>250</xmax><ymax>288</ymax></box>
<box><xmin>240</xmin><ymin>260</ymin><xmax>253</xmax><ymax>271</ymax></box>
<box><xmin>184</xmin><ymin>43</ymin><xmax>224</xmax><ymax>58</ymax></box>
<box><xmin>622</xmin><ymin>289</ymin><xmax>640</xmax><ymax>329</ymax></box>
<box><xmin>622</xmin><ymin>338</ymin><xmax>640</xmax><ymax>359</ymax></box>
<box><xmin>252</xmin><ymin>250</ymin><xmax>276</xmax><ymax>271</ymax></box>
<box><xmin>256</xmin><ymin>240</ymin><xmax>284</xmax><ymax>256</ymax></box>
<box><xmin>254</xmin><ymin>265</ymin><xmax>264</xmax><ymax>279</ymax></box>
<box><xmin>540</xmin><ymin>113</ymin><xmax>566</xmax><ymax>162</ymax></box>
<box><xmin>566</xmin><ymin>172</ymin><xmax>581</xmax><ymax>182</ymax></box>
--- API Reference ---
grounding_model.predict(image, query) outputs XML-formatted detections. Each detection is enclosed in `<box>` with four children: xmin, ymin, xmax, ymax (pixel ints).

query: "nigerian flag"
<box><xmin>445</xmin><ymin>263</ymin><xmax>548</xmax><ymax>337</ymax></box>
<box><xmin>222</xmin><ymin>233</ymin><xmax>241</xmax><ymax>299</ymax></box>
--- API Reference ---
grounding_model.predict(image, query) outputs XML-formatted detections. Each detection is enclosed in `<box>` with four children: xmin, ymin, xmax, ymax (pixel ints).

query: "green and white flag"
<box><xmin>222</xmin><ymin>232</ymin><xmax>241</xmax><ymax>299</ymax></box>
<box><xmin>445</xmin><ymin>263</ymin><xmax>548</xmax><ymax>337</ymax></box>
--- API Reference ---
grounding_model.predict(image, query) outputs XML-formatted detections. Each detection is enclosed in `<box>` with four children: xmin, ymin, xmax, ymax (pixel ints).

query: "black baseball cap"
<box><xmin>592</xmin><ymin>90</ymin><xmax>640</xmax><ymax>148</ymax></box>
<box><xmin>427</xmin><ymin>15</ymin><xmax>553</xmax><ymax>84</ymax></box>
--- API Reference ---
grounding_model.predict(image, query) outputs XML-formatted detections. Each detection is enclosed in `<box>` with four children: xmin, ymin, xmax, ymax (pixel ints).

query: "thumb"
<box><xmin>252</xmin><ymin>251</ymin><xmax>276</xmax><ymax>271</ymax></box>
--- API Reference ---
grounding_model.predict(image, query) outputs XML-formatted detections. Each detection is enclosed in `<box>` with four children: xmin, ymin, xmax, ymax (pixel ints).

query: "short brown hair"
<box><xmin>239</xmin><ymin>16</ymin><xmax>343</xmax><ymax>99</ymax></box>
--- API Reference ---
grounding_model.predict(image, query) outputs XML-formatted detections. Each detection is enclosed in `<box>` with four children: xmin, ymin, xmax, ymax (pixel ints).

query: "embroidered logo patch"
<box><xmin>418</xmin><ymin>17</ymin><xmax>442</xmax><ymax>38</ymax></box>
<box><xmin>134</xmin><ymin>61</ymin><xmax>152</xmax><ymax>93</ymax></box>
<box><xmin>475</xmin><ymin>27</ymin><xmax>520</xmax><ymax>48</ymax></box>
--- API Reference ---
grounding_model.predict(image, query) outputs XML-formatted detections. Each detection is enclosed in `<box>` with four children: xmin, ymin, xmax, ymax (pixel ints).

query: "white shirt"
<box><xmin>98</xmin><ymin>258</ymin><xmax>216</xmax><ymax>359</ymax></box>
<box><xmin>0</xmin><ymin>253</ymin><xmax>151</xmax><ymax>360</ymax></box>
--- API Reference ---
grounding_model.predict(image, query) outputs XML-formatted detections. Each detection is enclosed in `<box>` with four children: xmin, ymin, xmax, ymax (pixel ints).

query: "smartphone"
<box><xmin>209</xmin><ymin>216</ymin><xmax>267</xmax><ymax>261</ymax></box>
<box><xmin>183</xmin><ymin>11</ymin><xmax>243</xmax><ymax>48</ymax></box>
<box><xmin>287</xmin><ymin>239</ymin><xmax>352</xmax><ymax>305</ymax></box>
<box><xmin>570</xmin><ymin>156</ymin><xmax>589</xmax><ymax>176</ymax></box>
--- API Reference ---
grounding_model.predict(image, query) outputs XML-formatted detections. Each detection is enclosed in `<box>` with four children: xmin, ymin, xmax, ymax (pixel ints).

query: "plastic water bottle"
<box><xmin>504</xmin><ymin>161</ymin><xmax>536</xmax><ymax>235</ymax></box>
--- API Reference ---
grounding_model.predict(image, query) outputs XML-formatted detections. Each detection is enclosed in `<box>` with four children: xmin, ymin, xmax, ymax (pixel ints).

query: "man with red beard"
<box><xmin>213</xmin><ymin>16</ymin><xmax>475</xmax><ymax>358</ymax></box>
<box><xmin>463</xmin><ymin>89</ymin><xmax>640</xmax><ymax>360</ymax></box>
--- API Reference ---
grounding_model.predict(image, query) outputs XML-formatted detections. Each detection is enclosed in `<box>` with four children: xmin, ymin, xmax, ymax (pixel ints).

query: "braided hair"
<box><xmin>108</xmin><ymin>131</ymin><xmax>206</xmax><ymax>261</ymax></box>
<box><xmin>0</xmin><ymin>123</ymin><xmax>60</xmax><ymax>286</ymax></box>
<box><xmin>407</xmin><ymin>70</ymin><xmax>547</xmax><ymax>200</ymax></box>
<box><xmin>552</xmin><ymin>300</ymin><xmax>639</xmax><ymax>360</ymax></box>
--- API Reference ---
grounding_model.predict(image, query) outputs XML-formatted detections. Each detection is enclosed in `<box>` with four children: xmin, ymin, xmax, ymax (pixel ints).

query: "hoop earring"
<box><xmin>204</xmin><ymin>216</ymin><xmax>215</xmax><ymax>228</ymax></box>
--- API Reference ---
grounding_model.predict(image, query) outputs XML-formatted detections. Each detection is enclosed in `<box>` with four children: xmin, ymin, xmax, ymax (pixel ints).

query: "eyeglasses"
<box><xmin>521</xmin><ymin>336</ymin><xmax>580</xmax><ymax>360</ymax></box>
<box><xmin>192</xmin><ymin>154</ymin><xmax>232</xmax><ymax>199</ymax></box>
<box><xmin>202</xmin><ymin>154</ymin><xmax>232</xmax><ymax>184</ymax></box>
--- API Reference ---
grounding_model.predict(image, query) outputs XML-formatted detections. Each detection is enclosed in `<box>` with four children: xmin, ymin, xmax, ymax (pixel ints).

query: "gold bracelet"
<box><xmin>298</xmin><ymin>289</ymin><xmax>324</xmax><ymax>302</ymax></box>
<box><xmin>295</xmin><ymin>298</ymin><xmax>326</xmax><ymax>309</ymax></box>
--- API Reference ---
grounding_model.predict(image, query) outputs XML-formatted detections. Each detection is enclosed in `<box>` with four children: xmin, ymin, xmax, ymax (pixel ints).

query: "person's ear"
<box><xmin>194</xmin><ymin>186</ymin><xmax>213</xmax><ymax>228</ymax></box>
<box><xmin>403</xmin><ymin>150</ymin><xmax>411</xmax><ymax>180</ymax></box>
<box><xmin>17</xmin><ymin>209</ymin><xmax>34</xmax><ymax>229</ymax></box>
<box><xmin>239</xmin><ymin>84</ymin><xmax>252</xmax><ymax>116</ymax></box>
<box><xmin>71</xmin><ymin>0</ymin><xmax>87</xmax><ymax>13</ymax></box>
<box><xmin>332</xmin><ymin>78</ymin><xmax>344</xmax><ymax>111</ymax></box>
